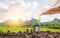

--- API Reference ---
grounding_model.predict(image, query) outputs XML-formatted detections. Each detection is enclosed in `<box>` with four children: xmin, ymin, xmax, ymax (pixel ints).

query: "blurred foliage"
<box><xmin>41</xmin><ymin>23</ymin><xmax>60</xmax><ymax>29</ymax></box>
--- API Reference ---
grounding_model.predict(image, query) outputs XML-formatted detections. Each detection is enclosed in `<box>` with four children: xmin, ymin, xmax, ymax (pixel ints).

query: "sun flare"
<box><xmin>9</xmin><ymin>16</ymin><xmax>19</xmax><ymax>21</ymax></box>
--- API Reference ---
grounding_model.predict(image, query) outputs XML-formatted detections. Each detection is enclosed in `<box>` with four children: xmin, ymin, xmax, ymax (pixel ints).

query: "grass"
<box><xmin>40</xmin><ymin>27</ymin><xmax>60</xmax><ymax>32</ymax></box>
<box><xmin>0</xmin><ymin>25</ymin><xmax>60</xmax><ymax>33</ymax></box>
<box><xmin>0</xmin><ymin>26</ymin><xmax>33</xmax><ymax>32</ymax></box>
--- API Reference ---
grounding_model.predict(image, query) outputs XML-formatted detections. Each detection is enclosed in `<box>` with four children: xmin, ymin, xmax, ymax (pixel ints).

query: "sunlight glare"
<box><xmin>9</xmin><ymin>16</ymin><xmax>19</xmax><ymax>21</ymax></box>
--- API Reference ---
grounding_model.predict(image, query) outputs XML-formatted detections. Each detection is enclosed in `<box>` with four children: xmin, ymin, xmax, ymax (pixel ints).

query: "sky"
<box><xmin>0</xmin><ymin>0</ymin><xmax>60</xmax><ymax>23</ymax></box>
